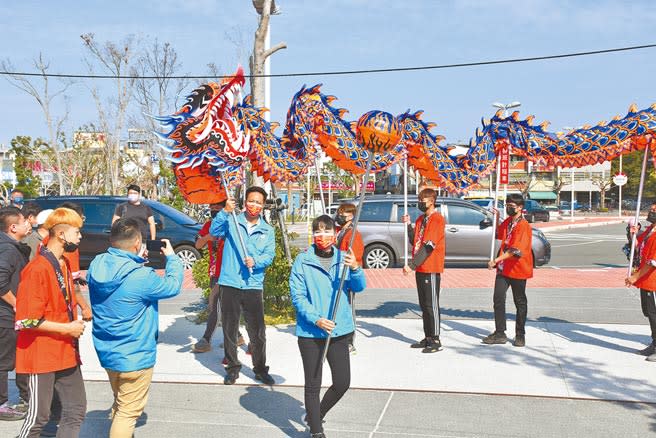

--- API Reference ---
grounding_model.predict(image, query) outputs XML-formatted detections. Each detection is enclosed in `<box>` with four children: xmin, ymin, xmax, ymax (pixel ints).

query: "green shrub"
<box><xmin>190</xmin><ymin>229</ymin><xmax>301</xmax><ymax>325</ymax></box>
<box><xmin>263</xmin><ymin>228</ymin><xmax>300</xmax><ymax>325</ymax></box>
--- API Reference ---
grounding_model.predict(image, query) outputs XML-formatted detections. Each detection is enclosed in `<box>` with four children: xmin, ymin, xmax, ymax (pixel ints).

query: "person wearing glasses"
<box><xmin>289</xmin><ymin>215</ymin><xmax>365</xmax><ymax>438</ymax></box>
<box><xmin>210</xmin><ymin>186</ymin><xmax>276</xmax><ymax>386</ymax></box>
<box><xmin>483</xmin><ymin>194</ymin><xmax>533</xmax><ymax>347</ymax></box>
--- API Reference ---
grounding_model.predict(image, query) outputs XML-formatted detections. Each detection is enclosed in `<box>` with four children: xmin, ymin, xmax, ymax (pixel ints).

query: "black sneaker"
<box><xmin>638</xmin><ymin>343</ymin><xmax>656</xmax><ymax>356</ymax></box>
<box><xmin>310</xmin><ymin>433</ymin><xmax>326</xmax><ymax>438</ymax></box>
<box><xmin>410</xmin><ymin>338</ymin><xmax>429</xmax><ymax>349</ymax></box>
<box><xmin>647</xmin><ymin>353</ymin><xmax>656</xmax><ymax>363</ymax></box>
<box><xmin>422</xmin><ymin>337</ymin><xmax>443</xmax><ymax>353</ymax></box>
<box><xmin>254</xmin><ymin>371</ymin><xmax>275</xmax><ymax>385</ymax></box>
<box><xmin>224</xmin><ymin>372</ymin><xmax>238</xmax><ymax>385</ymax></box>
<box><xmin>482</xmin><ymin>332</ymin><xmax>507</xmax><ymax>345</ymax></box>
<box><xmin>513</xmin><ymin>335</ymin><xmax>526</xmax><ymax>347</ymax></box>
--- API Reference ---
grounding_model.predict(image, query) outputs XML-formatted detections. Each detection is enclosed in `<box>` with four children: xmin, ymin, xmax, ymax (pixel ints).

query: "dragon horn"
<box><xmin>629</xmin><ymin>103</ymin><xmax>638</xmax><ymax>113</ymax></box>
<box><xmin>539</xmin><ymin>121</ymin><xmax>550</xmax><ymax>130</ymax></box>
<box><xmin>337</xmin><ymin>108</ymin><xmax>349</xmax><ymax>118</ymax></box>
<box><xmin>308</xmin><ymin>84</ymin><xmax>323</xmax><ymax>93</ymax></box>
<box><xmin>510</xmin><ymin>111</ymin><xmax>520</xmax><ymax>121</ymax></box>
<box><xmin>481</xmin><ymin>118</ymin><xmax>489</xmax><ymax>127</ymax></box>
<box><xmin>525</xmin><ymin>115</ymin><xmax>535</xmax><ymax>125</ymax></box>
<box><xmin>494</xmin><ymin>109</ymin><xmax>504</xmax><ymax>118</ymax></box>
<box><xmin>425</xmin><ymin>122</ymin><xmax>437</xmax><ymax>131</ymax></box>
<box><xmin>413</xmin><ymin>110</ymin><xmax>424</xmax><ymax>119</ymax></box>
<box><xmin>269</xmin><ymin>121</ymin><xmax>280</xmax><ymax>131</ymax></box>
<box><xmin>325</xmin><ymin>95</ymin><xmax>337</xmax><ymax>104</ymax></box>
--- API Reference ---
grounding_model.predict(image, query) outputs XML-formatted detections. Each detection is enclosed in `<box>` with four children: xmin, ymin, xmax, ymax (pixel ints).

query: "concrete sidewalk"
<box><xmin>67</xmin><ymin>315</ymin><xmax>655</xmax><ymax>403</ymax></box>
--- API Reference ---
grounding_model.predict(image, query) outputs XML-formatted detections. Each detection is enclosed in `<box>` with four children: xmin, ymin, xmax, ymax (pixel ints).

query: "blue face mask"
<box><xmin>12</xmin><ymin>197</ymin><xmax>24</xmax><ymax>205</ymax></box>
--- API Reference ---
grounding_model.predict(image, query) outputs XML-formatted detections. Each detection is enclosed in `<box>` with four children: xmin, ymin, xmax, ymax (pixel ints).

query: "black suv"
<box><xmin>29</xmin><ymin>196</ymin><xmax>202</xmax><ymax>269</ymax></box>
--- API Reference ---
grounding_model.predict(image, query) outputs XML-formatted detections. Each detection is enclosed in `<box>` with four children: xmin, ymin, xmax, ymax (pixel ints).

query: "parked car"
<box><xmin>29</xmin><ymin>196</ymin><xmax>202</xmax><ymax>269</ymax></box>
<box><xmin>544</xmin><ymin>205</ymin><xmax>560</xmax><ymax>219</ymax></box>
<box><xmin>523</xmin><ymin>199</ymin><xmax>550</xmax><ymax>223</ymax></box>
<box><xmin>466</xmin><ymin>198</ymin><xmax>506</xmax><ymax>220</ymax></box>
<box><xmin>338</xmin><ymin>195</ymin><xmax>551</xmax><ymax>269</ymax></box>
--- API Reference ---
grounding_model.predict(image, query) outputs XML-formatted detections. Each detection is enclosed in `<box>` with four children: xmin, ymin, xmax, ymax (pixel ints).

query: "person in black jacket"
<box><xmin>0</xmin><ymin>207</ymin><xmax>31</xmax><ymax>420</ymax></box>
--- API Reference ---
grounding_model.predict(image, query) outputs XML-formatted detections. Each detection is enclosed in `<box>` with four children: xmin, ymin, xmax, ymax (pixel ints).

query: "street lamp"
<box><xmin>491</xmin><ymin>101</ymin><xmax>521</xmax><ymax>201</ymax></box>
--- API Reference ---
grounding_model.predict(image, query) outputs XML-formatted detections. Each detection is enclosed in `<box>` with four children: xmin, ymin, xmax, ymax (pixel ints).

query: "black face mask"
<box><xmin>62</xmin><ymin>237</ymin><xmax>78</xmax><ymax>253</ymax></box>
<box><xmin>210</xmin><ymin>210</ymin><xmax>220</xmax><ymax>218</ymax></box>
<box><xmin>335</xmin><ymin>215</ymin><xmax>348</xmax><ymax>226</ymax></box>
<box><xmin>648</xmin><ymin>211</ymin><xmax>656</xmax><ymax>224</ymax></box>
<box><xmin>418</xmin><ymin>202</ymin><xmax>429</xmax><ymax>213</ymax></box>
<box><xmin>506</xmin><ymin>206</ymin><xmax>517</xmax><ymax>217</ymax></box>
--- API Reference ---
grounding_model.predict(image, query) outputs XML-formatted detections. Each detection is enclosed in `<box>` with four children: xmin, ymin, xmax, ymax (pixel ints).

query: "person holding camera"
<box><xmin>402</xmin><ymin>188</ymin><xmax>446</xmax><ymax>354</ymax></box>
<box><xmin>483</xmin><ymin>194</ymin><xmax>533</xmax><ymax>347</ymax></box>
<box><xmin>289</xmin><ymin>215</ymin><xmax>366</xmax><ymax>438</ymax></box>
<box><xmin>210</xmin><ymin>186</ymin><xmax>276</xmax><ymax>386</ymax></box>
<box><xmin>87</xmin><ymin>218</ymin><xmax>183</xmax><ymax>438</ymax></box>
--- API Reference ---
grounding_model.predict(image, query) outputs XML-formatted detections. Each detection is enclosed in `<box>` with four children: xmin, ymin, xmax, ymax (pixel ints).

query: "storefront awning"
<box><xmin>528</xmin><ymin>191</ymin><xmax>557</xmax><ymax>200</ymax></box>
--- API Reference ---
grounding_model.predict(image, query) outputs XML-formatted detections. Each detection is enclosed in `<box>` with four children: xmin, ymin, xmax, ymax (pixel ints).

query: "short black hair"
<box><xmin>506</xmin><ymin>194</ymin><xmax>525</xmax><ymax>207</ymax></box>
<box><xmin>58</xmin><ymin>201</ymin><xmax>84</xmax><ymax>217</ymax></box>
<box><xmin>110</xmin><ymin>217</ymin><xmax>142</xmax><ymax>249</ymax></box>
<box><xmin>246</xmin><ymin>186</ymin><xmax>267</xmax><ymax>202</ymax></box>
<box><xmin>0</xmin><ymin>207</ymin><xmax>24</xmax><ymax>232</ymax></box>
<box><xmin>22</xmin><ymin>202</ymin><xmax>42</xmax><ymax>219</ymax></box>
<box><xmin>312</xmin><ymin>214</ymin><xmax>335</xmax><ymax>232</ymax></box>
<box><xmin>127</xmin><ymin>184</ymin><xmax>141</xmax><ymax>193</ymax></box>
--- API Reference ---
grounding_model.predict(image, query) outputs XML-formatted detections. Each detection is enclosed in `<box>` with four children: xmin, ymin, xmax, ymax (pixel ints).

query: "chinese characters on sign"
<box><xmin>499</xmin><ymin>146</ymin><xmax>510</xmax><ymax>184</ymax></box>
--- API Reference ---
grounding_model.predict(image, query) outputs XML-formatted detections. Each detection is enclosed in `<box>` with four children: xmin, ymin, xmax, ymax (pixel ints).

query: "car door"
<box><xmin>444</xmin><ymin>202</ymin><xmax>493</xmax><ymax>262</ymax></box>
<box><xmin>79</xmin><ymin>201</ymin><xmax>117</xmax><ymax>267</ymax></box>
<box><xmin>391</xmin><ymin>201</ymin><xmax>422</xmax><ymax>262</ymax></box>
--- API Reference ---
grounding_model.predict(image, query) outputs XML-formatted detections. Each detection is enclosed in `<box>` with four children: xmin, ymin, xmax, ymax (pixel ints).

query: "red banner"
<box><xmin>499</xmin><ymin>146</ymin><xmax>510</xmax><ymax>184</ymax></box>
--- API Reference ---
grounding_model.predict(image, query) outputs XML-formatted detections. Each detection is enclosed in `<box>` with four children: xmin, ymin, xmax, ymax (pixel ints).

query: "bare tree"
<box><xmin>592</xmin><ymin>175</ymin><xmax>614</xmax><ymax>209</ymax></box>
<box><xmin>552</xmin><ymin>174</ymin><xmax>567</xmax><ymax>205</ymax></box>
<box><xmin>513</xmin><ymin>176</ymin><xmax>539</xmax><ymax>198</ymax></box>
<box><xmin>1</xmin><ymin>54</ymin><xmax>73</xmax><ymax>194</ymax></box>
<box><xmin>81</xmin><ymin>33</ymin><xmax>139</xmax><ymax>194</ymax></box>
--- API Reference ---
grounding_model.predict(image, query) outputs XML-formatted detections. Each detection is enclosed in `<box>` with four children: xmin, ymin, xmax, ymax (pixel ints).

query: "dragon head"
<box><xmin>155</xmin><ymin>66</ymin><xmax>250</xmax><ymax>170</ymax></box>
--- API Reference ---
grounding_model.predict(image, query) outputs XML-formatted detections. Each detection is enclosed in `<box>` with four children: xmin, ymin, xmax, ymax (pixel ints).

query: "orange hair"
<box><xmin>43</xmin><ymin>208</ymin><xmax>83</xmax><ymax>231</ymax></box>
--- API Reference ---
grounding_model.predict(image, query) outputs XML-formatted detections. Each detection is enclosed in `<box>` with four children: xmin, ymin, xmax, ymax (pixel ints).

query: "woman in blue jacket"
<box><xmin>289</xmin><ymin>215</ymin><xmax>366</xmax><ymax>438</ymax></box>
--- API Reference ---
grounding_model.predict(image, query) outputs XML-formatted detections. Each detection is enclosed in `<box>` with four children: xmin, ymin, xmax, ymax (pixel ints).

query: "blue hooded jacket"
<box><xmin>87</xmin><ymin>248</ymin><xmax>183</xmax><ymax>372</ymax></box>
<box><xmin>210</xmin><ymin>210</ymin><xmax>275</xmax><ymax>291</ymax></box>
<box><xmin>289</xmin><ymin>246</ymin><xmax>366</xmax><ymax>338</ymax></box>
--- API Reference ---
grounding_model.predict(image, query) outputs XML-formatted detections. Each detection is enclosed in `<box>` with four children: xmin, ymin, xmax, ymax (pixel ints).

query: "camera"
<box><xmin>146</xmin><ymin>239</ymin><xmax>166</xmax><ymax>252</ymax></box>
<box><xmin>264</xmin><ymin>198</ymin><xmax>287</xmax><ymax>212</ymax></box>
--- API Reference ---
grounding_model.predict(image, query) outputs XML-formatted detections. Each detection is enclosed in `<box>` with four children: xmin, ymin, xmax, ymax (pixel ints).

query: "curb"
<box><xmin>538</xmin><ymin>219</ymin><xmax>626</xmax><ymax>233</ymax></box>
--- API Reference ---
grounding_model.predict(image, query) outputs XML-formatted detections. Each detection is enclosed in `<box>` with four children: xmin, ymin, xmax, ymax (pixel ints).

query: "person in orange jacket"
<box><xmin>625</xmin><ymin>202</ymin><xmax>656</xmax><ymax>361</ymax></box>
<box><xmin>335</xmin><ymin>202</ymin><xmax>365</xmax><ymax>353</ymax></box>
<box><xmin>483</xmin><ymin>194</ymin><xmax>533</xmax><ymax>347</ymax></box>
<box><xmin>402</xmin><ymin>188</ymin><xmax>446</xmax><ymax>353</ymax></box>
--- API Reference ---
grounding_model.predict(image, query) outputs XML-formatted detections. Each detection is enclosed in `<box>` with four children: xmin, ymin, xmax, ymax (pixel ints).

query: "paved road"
<box><xmin>545</xmin><ymin>222</ymin><xmax>628</xmax><ymax>268</ymax></box>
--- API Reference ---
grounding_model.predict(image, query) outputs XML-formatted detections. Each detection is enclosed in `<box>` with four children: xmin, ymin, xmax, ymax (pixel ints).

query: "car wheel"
<box><xmin>175</xmin><ymin>245</ymin><xmax>201</xmax><ymax>269</ymax></box>
<box><xmin>544</xmin><ymin>214</ymin><xmax>549</xmax><ymax>222</ymax></box>
<box><xmin>526</xmin><ymin>213</ymin><xmax>534</xmax><ymax>223</ymax></box>
<box><xmin>363</xmin><ymin>244</ymin><xmax>393</xmax><ymax>269</ymax></box>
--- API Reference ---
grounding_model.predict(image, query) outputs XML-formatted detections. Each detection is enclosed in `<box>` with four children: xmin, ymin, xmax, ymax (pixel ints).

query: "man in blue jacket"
<box><xmin>87</xmin><ymin>218</ymin><xmax>183</xmax><ymax>438</ymax></box>
<box><xmin>210</xmin><ymin>186</ymin><xmax>276</xmax><ymax>385</ymax></box>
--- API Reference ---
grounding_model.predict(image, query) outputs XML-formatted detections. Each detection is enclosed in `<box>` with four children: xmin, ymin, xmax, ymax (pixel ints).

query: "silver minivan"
<box><xmin>335</xmin><ymin>195</ymin><xmax>551</xmax><ymax>269</ymax></box>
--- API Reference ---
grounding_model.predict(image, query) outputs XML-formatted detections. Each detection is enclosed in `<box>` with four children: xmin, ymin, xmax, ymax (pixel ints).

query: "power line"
<box><xmin>1</xmin><ymin>43</ymin><xmax>655</xmax><ymax>80</ymax></box>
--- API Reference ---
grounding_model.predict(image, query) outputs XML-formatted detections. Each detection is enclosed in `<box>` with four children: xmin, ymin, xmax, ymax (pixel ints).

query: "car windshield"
<box><xmin>469</xmin><ymin>199</ymin><xmax>490</xmax><ymax>207</ymax></box>
<box><xmin>147</xmin><ymin>202</ymin><xmax>198</xmax><ymax>225</ymax></box>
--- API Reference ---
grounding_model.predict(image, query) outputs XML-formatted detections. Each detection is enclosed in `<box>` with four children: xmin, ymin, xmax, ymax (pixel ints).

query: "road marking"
<box><xmin>577</xmin><ymin>269</ymin><xmax>606</xmax><ymax>272</ymax></box>
<box><xmin>551</xmin><ymin>240</ymin><xmax>603</xmax><ymax>248</ymax></box>
<box><xmin>370</xmin><ymin>391</ymin><xmax>395</xmax><ymax>438</ymax></box>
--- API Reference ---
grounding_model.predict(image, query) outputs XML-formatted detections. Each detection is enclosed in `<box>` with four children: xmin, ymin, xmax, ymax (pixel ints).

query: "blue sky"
<box><xmin>2</xmin><ymin>0</ymin><xmax>656</xmax><ymax>148</ymax></box>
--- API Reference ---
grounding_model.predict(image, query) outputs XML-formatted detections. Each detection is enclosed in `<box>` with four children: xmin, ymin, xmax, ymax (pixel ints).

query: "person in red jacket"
<box><xmin>402</xmin><ymin>188</ymin><xmax>446</xmax><ymax>353</ymax></box>
<box><xmin>625</xmin><ymin>202</ymin><xmax>656</xmax><ymax>361</ymax></box>
<box><xmin>335</xmin><ymin>202</ymin><xmax>365</xmax><ymax>353</ymax></box>
<box><xmin>483</xmin><ymin>194</ymin><xmax>533</xmax><ymax>347</ymax></box>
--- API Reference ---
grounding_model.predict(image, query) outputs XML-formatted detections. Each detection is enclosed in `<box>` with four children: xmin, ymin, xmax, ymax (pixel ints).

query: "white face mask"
<box><xmin>128</xmin><ymin>194</ymin><xmax>140</xmax><ymax>203</ymax></box>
